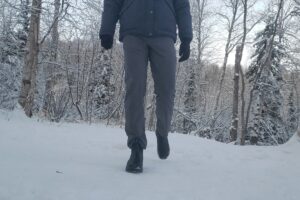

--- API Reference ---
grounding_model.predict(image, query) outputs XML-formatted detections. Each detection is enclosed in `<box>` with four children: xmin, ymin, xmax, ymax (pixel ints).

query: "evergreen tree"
<box><xmin>183</xmin><ymin>65</ymin><xmax>197</xmax><ymax>134</ymax></box>
<box><xmin>287</xmin><ymin>90</ymin><xmax>297</xmax><ymax>134</ymax></box>
<box><xmin>0</xmin><ymin>1</ymin><xmax>26</xmax><ymax>109</ymax></box>
<box><xmin>0</xmin><ymin>15</ymin><xmax>18</xmax><ymax>64</ymax></box>
<box><xmin>246</xmin><ymin>18</ymin><xmax>287</xmax><ymax>145</ymax></box>
<box><xmin>90</xmin><ymin>50</ymin><xmax>115</xmax><ymax>119</ymax></box>
<box><xmin>0</xmin><ymin>0</ymin><xmax>29</xmax><ymax>63</ymax></box>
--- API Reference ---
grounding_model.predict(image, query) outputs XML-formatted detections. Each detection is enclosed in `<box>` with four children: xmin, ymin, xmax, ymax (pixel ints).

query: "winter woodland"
<box><xmin>0</xmin><ymin>0</ymin><xmax>300</xmax><ymax>145</ymax></box>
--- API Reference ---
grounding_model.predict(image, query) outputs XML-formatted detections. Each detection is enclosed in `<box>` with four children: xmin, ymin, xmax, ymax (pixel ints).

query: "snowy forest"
<box><xmin>0</xmin><ymin>0</ymin><xmax>300</xmax><ymax>146</ymax></box>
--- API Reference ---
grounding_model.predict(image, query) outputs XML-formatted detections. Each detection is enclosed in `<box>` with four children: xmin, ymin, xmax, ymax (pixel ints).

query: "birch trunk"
<box><xmin>19</xmin><ymin>0</ymin><xmax>42</xmax><ymax>117</ymax></box>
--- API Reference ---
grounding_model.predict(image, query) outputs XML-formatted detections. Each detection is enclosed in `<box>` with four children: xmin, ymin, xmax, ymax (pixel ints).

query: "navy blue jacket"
<box><xmin>100</xmin><ymin>0</ymin><xmax>193</xmax><ymax>43</ymax></box>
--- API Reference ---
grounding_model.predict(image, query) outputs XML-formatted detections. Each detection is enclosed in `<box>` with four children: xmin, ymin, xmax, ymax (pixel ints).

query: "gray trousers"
<box><xmin>123</xmin><ymin>35</ymin><xmax>177</xmax><ymax>149</ymax></box>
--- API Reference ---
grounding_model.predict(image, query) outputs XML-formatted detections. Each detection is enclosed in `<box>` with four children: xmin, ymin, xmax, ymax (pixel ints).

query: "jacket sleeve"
<box><xmin>174</xmin><ymin>0</ymin><xmax>193</xmax><ymax>42</ymax></box>
<box><xmin>100</xmin><ymin>0</ymin><xmax>123</xmax><ymax>36</ymax></box>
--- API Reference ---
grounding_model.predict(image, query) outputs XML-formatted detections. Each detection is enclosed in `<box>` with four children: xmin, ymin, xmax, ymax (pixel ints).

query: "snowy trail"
<box><xmin>0</xmin><ymin>110</ymin><xmax>299</xmax><ymax>200</ymax></box>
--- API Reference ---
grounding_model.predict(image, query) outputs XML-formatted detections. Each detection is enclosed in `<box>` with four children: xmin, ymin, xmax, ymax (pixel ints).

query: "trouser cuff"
<box><xmin>127</xmin><ymin>137</ymin><xmax>147</xmax><ymax>150</ymax></box>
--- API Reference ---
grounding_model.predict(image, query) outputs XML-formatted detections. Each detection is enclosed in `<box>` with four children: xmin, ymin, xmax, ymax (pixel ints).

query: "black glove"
<box><xmin>178</xmin><ymin>41</ymin><xmax>191</xmax><ymax>62</ymax></box>
<box><xmin>100</xmin><ymin>34</ymin><xmax>113</xmax><ymax>50</ymax></box>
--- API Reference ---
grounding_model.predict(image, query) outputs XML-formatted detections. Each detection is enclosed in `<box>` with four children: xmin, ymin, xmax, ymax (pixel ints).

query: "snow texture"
<box><xmin>0</xmin><ymin>109</ymin><xmax>299</xmax><ymax>200</ymax></box>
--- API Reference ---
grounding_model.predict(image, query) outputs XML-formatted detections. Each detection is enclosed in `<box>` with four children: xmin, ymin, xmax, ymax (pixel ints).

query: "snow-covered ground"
<box><xmin>0</xmin><ymin>110</ymin><xmax>299</xmax><ymax>200</ymax></box>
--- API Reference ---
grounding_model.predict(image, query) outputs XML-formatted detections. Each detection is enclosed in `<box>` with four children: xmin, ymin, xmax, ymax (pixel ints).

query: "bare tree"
<box><xmin>230</xmin><ymin>0</ymin><xmax>249</xmax><ymax>143</ymax></box>
<box><xmin>43</xmin><ymin>0</ymin><xmax>61</xmax><ymax>117</ymax></box>
<box><xmin>18</xmin><ymin>0</ymin><xmax>69</xmax><ymax>117</ymax></box>
<box><xmin>213</xmin><ymin>0</ymin><xmax>242</xmax><ymax>114</ymax></box>
<box><xmin>194</xmin><ymin>0</ymin><xmax>211</xmax><ymax>113</ymax></box>
<box><xmin>230</xmin><ymin>46</ymin><xmax>242</xmax><ymax>141</ymax></box>
<box><xmin>18</xmin><ymin>0</ymin><xmax>42</xmax><ymax>117</ymax></box>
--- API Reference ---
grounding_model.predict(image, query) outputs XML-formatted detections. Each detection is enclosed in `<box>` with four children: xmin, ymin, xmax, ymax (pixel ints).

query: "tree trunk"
<box><xmin>230</xmin><ymin>45</ymin><xmax>242</xmax><ymax>142</ymax></box>
<box><xmin>239</xmin><ymin>67</ymin><xmax>246</xmax><ymax>144</ymax></box>
<box><xmin>196</xmin><ymin>0</ymin><xmax>208</xmax><ymax>113</ymax></box>
<box><xmin>19</xmin><ymin>0</ymin><xmax>42</xmax><ymax>117</ymax></box>
<box><xmin>212</xmin><ymin>0</ymin><xmax>240</xmax><ymax>130</ymax></box>
<box><xmin>43</xmin><ymin>0</ymin><xmax>61</xmax><ymax>116</ymax></box>
<box><xmin>238</xmin><ymin>0</ymin><xmax>248</xmax><ymax>145</ymax></box>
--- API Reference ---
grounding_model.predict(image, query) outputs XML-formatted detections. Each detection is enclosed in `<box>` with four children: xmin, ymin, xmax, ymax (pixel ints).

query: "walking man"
<box><xmin>100</xmin><ymin>0</ymin><xmax>192</xmax><ymax>173</ymax></box>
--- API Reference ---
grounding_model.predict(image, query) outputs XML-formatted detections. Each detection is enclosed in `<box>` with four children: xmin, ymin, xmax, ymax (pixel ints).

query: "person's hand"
<box><xmin>178</xmin><ymin>41</ymin><xmax>190</xmax><ymax>62</ymax></box>
<box><xmin>100</xmin><ymin>34</ymin><xmax>114</xmax><ymax>50</ymax></box>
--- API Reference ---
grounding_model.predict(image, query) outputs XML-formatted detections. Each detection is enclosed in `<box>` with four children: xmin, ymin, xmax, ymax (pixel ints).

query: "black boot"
<box><xmin>156</xmin><ymin>133</ymin><xmax>170</xmax><ymax>159</ymax></box>
<box><xmin>125</xmin><ymin>142</ymin><xmax>143</xmax><ymax>173</ymax></box>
